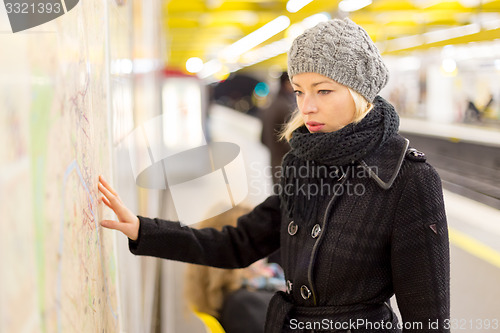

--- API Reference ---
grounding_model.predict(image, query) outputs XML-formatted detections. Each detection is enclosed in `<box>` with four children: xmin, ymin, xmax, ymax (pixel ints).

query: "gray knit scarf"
<box><xmin>279</xmin><ymin>96</ymin><xmax>400</xmax><ymax>222</ymax></box>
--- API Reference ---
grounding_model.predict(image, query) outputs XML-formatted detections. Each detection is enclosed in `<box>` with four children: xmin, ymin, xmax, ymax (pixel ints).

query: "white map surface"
<box><xmin>0</xmin><ymin>0</ymin><xmax>129</xmax><ymax>331</ymax></box>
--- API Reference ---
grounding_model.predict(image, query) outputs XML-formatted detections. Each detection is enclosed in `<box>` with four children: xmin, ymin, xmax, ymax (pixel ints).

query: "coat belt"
<box><xmin>265</xmin><ymin>291</ymin><xmax>398</xmax><ymax>333</ymax></box>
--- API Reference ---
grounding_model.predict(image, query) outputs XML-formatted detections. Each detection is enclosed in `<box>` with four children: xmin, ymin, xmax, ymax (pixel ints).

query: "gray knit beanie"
<box><xmin>287</xmin><ymin>18</ymin><xmax>388</xmax><ymax>102</ymax></box>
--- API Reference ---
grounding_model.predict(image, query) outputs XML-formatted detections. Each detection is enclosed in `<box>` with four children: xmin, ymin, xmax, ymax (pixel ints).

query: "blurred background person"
<box><xmin>258</xmin><ymin>72</ymin><xmax>296</xmax><ymax>185</ymax></box>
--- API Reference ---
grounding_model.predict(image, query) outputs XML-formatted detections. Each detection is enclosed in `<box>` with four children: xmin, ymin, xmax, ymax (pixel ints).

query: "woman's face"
<box><xmin>291</xmin><ymin>72</ymin><xmax>356</xmax><ymax>133</ymax></box>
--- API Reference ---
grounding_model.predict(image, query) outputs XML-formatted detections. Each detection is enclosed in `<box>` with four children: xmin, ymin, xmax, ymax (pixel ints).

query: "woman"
<box><xmin>98</xmin><ymin>18</ymin><xmax>450</xmax><ymax>332</ymax></box>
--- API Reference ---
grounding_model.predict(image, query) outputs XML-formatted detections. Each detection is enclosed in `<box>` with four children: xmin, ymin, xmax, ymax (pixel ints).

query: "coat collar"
<box><xmin>357</xmin><ymin>134</ymin><xmax>409</xmax><ymax>190</ymax></box>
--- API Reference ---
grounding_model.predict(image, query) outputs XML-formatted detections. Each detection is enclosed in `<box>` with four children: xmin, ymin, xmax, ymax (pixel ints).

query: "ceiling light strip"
<box><xmin>220</xmin><ymin>15</ymin><xmax>291</xmax><ymax>62</ymax></box>
<box><xmin>286</xmin><ymin>0</ymin><xmax>314</xmax><ymax>13</ymax></box>
<box><xmin>384</xmin><ymin>21</ymin><xmax>497</xmax><ymax>53</ymax></box>
<box><xmin>338</xmin><ymin>0</ymin><xmax>372</xmax><ymax>12</ymax></box>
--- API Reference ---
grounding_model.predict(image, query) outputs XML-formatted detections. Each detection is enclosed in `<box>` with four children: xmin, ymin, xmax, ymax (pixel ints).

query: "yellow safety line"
<box><xmin>449</xmin><ymin>227</ymin><xmax>500</xmax><ymax>269</ymax></box>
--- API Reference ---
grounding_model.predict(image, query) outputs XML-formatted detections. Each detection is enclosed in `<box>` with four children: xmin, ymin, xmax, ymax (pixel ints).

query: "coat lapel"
<box><xmin>358</xmin><ymin>135</ymin><xmax>409</xmax><ymax>190</ymax></box>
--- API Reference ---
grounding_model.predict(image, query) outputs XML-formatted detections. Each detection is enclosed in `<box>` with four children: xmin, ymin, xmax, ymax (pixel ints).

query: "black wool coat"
<box><xmin>130</xmin><ymin>133</ymin><xmax>450</xmax><ymax>333</ymax></box>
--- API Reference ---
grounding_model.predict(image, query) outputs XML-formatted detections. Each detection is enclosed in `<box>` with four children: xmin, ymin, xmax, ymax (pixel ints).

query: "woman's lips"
<box><xmin>306</xmin><ymin>121</ymin><xmax>325</xmax><ymax>132</ymax></box>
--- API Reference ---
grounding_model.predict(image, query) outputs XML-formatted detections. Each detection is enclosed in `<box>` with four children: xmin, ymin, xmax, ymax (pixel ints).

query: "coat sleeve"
<box><xmin>129</xmin><ymin>195</ymin><xmax>282</xmax><ymax>268</ymax></box>
<box><xmin>391</xmin><ymin>163</ymin><xmax>450</xmax><ymax>332</ymax></box>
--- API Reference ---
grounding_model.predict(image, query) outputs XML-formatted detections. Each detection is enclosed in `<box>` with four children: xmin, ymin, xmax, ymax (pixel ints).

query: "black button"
<box><xmin>300</xmin><ymin>285</ymin><xmax>311</xmax><ymax>299</ymax></box>
<box><xmin>286</xmin><ymin>280</ymin><xmax>293</xmax><ymax>294</ymax></box>
<box><xmin>288</xmin><ymin>221</ymin><xmax>298</xmax><ymax>235</ymax></box>
<box><xmin>311</xmin><ymin>224</ymin><xmax>321</xmax><ymax>238</ymax></box>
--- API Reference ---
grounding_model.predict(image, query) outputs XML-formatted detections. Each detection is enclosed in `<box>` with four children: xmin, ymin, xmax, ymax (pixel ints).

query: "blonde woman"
<box><xmin>99</xmin><ymin>18</ymin><xmax>449</xmax><ymax>332</ymax></box>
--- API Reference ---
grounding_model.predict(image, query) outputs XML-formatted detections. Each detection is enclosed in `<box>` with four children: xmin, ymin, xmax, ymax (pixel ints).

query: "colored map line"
<box><xmin>57</xmin><ymin>160</ymin><xmax>118</xmax><ymax>333</ymax></box>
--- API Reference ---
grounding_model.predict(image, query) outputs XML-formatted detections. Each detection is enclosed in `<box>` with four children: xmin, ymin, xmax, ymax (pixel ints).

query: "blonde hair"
<box><xmin>184</xmin><ymin>206</ymin><xmax>252</xmax><ymax>318</ymax></box>
<box><xmin>279</xmin><ymin>88</ymin><xmax>374</xmax><ymax>142</ymax></box>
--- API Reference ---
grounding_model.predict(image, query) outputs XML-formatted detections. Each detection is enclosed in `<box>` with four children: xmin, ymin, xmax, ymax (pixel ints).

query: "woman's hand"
<box><xmin>98</xmin><ymin>175</ymin><xmax>140</xmax><ymax>241</ymax></box>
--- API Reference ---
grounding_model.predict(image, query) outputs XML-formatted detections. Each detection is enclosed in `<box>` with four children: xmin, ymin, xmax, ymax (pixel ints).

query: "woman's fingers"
<box><xmin>99</xmin><ymin>175</ymin><xmax>119</xmax><ymax>196</ymax></box>
<box><xmin>98</xmin><ymin>176</ymin><xmax>140</xmax><ymax>240</ymax></box>
<box><xmin>100</xmin><ymin>219</ymin><xmax>121</xmax><ymax>231</ymax></box>
<box><xmin>101</xmin><ymin>196</ymin><xmax>112</xmax><ymax>209</ymax></box>
<box><xmin>98</xmin><ymin>180</ymin><xmax>125</xmax><ymax>218</ymax></box>
<box><xmin>98</xmin><ymin>182</ymin><xmax>116</xmax><ymax>204</ymax></box>
<box><xmin>99</xmin><ymin>184</ymin><xmax>128</xmax><ymax>218</ymax></box>
<box><xmin>101</xmin><ymin>218</ymin><xmax>139</xmax><ymax>240</ymax></box>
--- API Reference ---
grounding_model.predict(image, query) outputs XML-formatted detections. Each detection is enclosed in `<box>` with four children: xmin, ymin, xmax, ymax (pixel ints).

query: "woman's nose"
<box><xmin>300</xmin><ymin>95</ymin><xmax>318</xmax><ymax>114</ymax></box>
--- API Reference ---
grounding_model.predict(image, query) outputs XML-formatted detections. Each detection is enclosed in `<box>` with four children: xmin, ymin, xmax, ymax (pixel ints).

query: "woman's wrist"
<box><xmin>129</xmin><ymin>216</ymin><xmax>140</xmax><ymax>241</ymax></box>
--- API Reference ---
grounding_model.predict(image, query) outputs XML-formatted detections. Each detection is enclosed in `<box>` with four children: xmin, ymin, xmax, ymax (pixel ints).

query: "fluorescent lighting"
<box><xmin>200</xmin><ymin>13</ymin><xmax>329</xmax><ymax>80</ymax></box>
<box><xmin>111</xmin><ymin>59</ymin><xmax>133</xmax><ymax>74</ymax></box>
<box><xmin>495</xmin><ymin>59</ymin><xmax>500</xmax><ymax>71</ymax></box>
<box><xmin>338</xmin><ymin>0</ymin><xmax>372</xmax><ymax>12</ymax></box>
<box><xmin>302</xmin><ymin>13</ymin><xmax>330</xmax><ymax>27</ymax></box>
<box><xmin>198</xmin><ymin>59</ymin><xmax>222</xmax><ymax>79</ymax></box>
<box><xmin>133</xmin><ymin>59</ymin><xmax>162</xmax><ymax>73</ymax></box>
<box><xmin>441</xmin><ymin>58</ymin><xmax>457</xmax><ymax>73</ymax></box>
<box><xmin>385</xmin><ymin>22</ymin><xmax>484</xmax><ymax>53</ymax></box>
<box><xmin>241</xmin><ymin>39</ymin><xmax>291</xmax><ymax>65</ymax></box>
<box><xmin>286</xmin><ymin>0</ymin><xmax>313</xmax><ymax>13</ymax></box>
<box><xmin>482</xmin><ymin>18</ymin><xmax>500</xmax><ymax>30</ymax></box>
<box><xmin>240</xmin><ymin>13</ymin><xmax>330</xmax><ymax>66</ymax></box>
<box><xmin>221</xmin><ymin>16</ymin><xmax>290</xmax><ymax>62</ymax></box>
<box><xmin>287</xmin><ymin>13</ymin><xmax>330</xmax><ymax>40</ymax></box>
<box><xmin>385</xmin><ymin>35</ymin><xmax>423</xmax><ymax>52</ymax></box>
<box><xmin>398</xmin><ymin>56</ymin><xmax>421</xmax><ymax>71</ymax></box>
<box><xmin>423</xmin><ymin>24</ymin><xmax>480</xmax><ymax>44</ymax></box>
<box><xmin>186</xmin><ymin>57</ymin><xmax>204</xmax><ymax>73</ymax></box>
<box><xmin>458</xmin><ymin>0</ymin><xmax>481</xmax><ymax>6</ymax></box>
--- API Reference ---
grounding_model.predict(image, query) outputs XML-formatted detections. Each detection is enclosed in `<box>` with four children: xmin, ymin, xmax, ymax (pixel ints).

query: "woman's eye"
<box><xmin>294</xmin><ymin>90</ymin><xmax>302</xmax><ymax>96</ymax></box>
<box><xmin>318</xmin><ymin>90</ymin><xmax>331</xmax><ymax>95</ymax></box>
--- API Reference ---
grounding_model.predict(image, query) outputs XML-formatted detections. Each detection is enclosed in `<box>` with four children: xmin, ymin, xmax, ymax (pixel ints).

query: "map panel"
<box><xmin>0</xmin><ymin>0</ymin><xmax>131</xmax><ymax>331</ymax></box>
